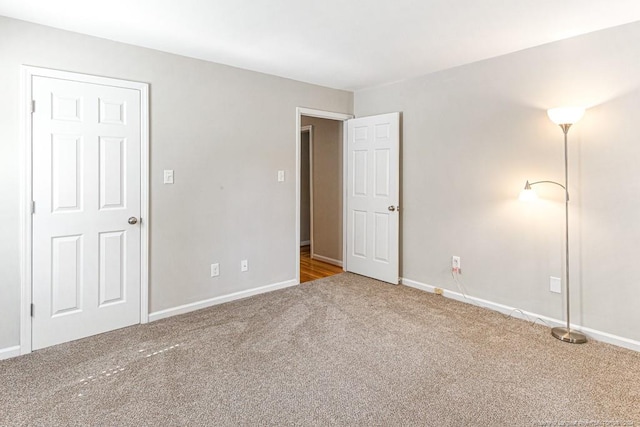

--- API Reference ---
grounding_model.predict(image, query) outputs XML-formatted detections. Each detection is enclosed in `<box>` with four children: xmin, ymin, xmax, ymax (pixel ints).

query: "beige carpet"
<box><xmin>1</xmin><ymin>273</ymin><xmax>639</xmax><ymax>426</ymax></box>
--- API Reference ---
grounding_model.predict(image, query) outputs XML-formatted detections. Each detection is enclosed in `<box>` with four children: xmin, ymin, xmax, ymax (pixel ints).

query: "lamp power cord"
<box><xmin>450</xmin><ymin>268</ymin><xmax>551</xmax><ymax>328</ymax></box>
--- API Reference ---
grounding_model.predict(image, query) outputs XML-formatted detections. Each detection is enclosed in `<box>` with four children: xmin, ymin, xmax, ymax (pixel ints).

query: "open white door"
<box><xmin>31</xmin><ymin>75</ymin><xmax>142</xmax><ymax>350</ymax></box>
<box><xmin>346</xmin><ymin>113</ymin><xmax>400</xmax><ymax>284</ymax></box>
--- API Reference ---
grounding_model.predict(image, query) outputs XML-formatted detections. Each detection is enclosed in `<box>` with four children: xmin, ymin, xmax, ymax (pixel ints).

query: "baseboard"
<box><xmin>401</xmin><ymin>277</ymin><xmax>640</xmax><ymax>353</ymax></box>
<box><xmin>300</xmin><ymin>240</ymin><xmax>311</xmax><ymax>246</ymax></box>
<box><xmin>149</xmin><ymin>279</ymin><xmax>298</xmax><ymax>322</ymax></box>
<box><xmin>311</xmin><ymin>253</ymin><xmax>343</xmax><ymax>267</ymax></box>
<box><xmin>0</xmin><ymin>345</ymin><xmax>21</xmax><ymax>361</ymax></box>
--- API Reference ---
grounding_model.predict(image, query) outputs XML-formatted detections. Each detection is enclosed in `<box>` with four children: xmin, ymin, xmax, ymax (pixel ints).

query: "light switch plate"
<box><xmin>277</xmin><ymin>170</ymin><xmax>285</xmax><ymax>182</ymax></box>
<box><xmin>164</xmin><ymin>170</ymin><xmax>174</xmax><ymax>184</ymax></box>
<box><xmin>241</xmin><ymin>259</ymin><xmax>248</xmax><ymax>272</ymax></box>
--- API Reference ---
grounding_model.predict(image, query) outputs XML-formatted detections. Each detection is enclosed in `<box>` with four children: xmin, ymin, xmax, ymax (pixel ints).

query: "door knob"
<box><xmin>128</xmin><ymin>217</ymin><xmax>138</xmax><ymax>225</ymax></box>
<box><xmin>388</xmin><ymin>206</ymin><xmax>396</xmax><ymax>212</ymax></box>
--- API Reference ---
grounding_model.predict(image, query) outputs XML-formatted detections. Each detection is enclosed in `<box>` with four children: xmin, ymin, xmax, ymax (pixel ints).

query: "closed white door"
<box><xmin>346</xmin><ymin>113</ymin><xmax>400</xmax><ymax>284</ymax></box>
<box><xmin>32</xmin><ymin>76</ymin><xmax>142</xmax><ymax>350</ymax></box>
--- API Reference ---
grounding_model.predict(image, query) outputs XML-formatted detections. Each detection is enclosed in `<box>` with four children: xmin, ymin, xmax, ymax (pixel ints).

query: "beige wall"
<box><xmin>300</xmin><ymin>131</ymin><xmax>311</xmax><ymax>243</ymax></box>
<box><xmin>0</xmin><ymin>16</ymin><xmax>353</xmax><ymax>350</ymax></box>
<box><xmin>301</xmin><ymin>116</ymin><xmax>343</xmax><ymax>263</ymax></box>
<box><xmin>355</xmin><ymin>21</ymin><xmax>640</xmax><ymax>342</ymax></box>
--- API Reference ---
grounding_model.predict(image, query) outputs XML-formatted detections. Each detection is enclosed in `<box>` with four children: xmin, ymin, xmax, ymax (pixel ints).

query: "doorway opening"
<box><xmin>299</xmin><ymin>117</ymin><xmax>342</xmax><ymax>282</ymax></box>
<box><xmin>296</xmin><ymin>108</ymin><xmax>352</xmax><ymax>284</ymax></box>
<box><xmin>296</xmin><ymin>108</ymin><xmax>400</xmax><ymax>285</ymax></box>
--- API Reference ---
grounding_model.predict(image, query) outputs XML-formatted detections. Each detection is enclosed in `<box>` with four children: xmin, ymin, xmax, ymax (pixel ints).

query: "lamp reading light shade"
<box><xmin>547</xmin><ymin>107</ymin><xmax>585</xmax><ymax>125</ymax></box>
<box><xmin>519</xmin><ymin>181</ymin><xmax>538</xmax><ymax>202</ymax></box>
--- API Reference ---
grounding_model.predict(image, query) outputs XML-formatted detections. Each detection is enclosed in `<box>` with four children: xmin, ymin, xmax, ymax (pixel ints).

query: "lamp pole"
<box><xmin>550</xmin><ymin>123</ymin><xmax>587</xmax><ymax>344</ymax></box>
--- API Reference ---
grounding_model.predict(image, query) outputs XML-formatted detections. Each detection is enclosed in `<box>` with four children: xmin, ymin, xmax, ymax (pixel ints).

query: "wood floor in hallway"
<box><xmin>300</xmin><ymin>245</ymin><xmax>343</xmax><ymax>283</ymax></box>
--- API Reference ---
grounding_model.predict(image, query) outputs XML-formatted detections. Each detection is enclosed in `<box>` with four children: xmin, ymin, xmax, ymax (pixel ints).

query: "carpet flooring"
<box><xmin>1</xmin><ymin>273</ymin><xmax>639</xmax><ymax>426</ymax></box>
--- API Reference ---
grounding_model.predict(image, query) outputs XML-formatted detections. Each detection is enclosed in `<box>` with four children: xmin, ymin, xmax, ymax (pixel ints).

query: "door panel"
<box><xmin>99</xmin><ymin>137</ymin><xmax>126</xmax><ymax>209</ymax></box>
<box><xmin>374</xmin><ymin>149</ymin><xmax>390</xmax><ymax>197</ymax></box>
<box><xmin>32</xmin><ymin>76</ymin><xmax>141</xmax><ymax>350</ymax></box>
<box><xmin>98</xmin><ymin>231</ymin><xmax>126</xmax><ymax>306</ymax></box>
<box><xmin>374</xmin><ymin>213</ymin><xmax>390</xmax><ymax>262</ymax></box>
<box><xmin>51</xmin><ymin>235</ymin><xmax>83</xmax><ymax>316</ymax></box>
<box><xmin>346</xmin><ymin>113</ymin><xmax>399</xmax><ymax>284</ymax></box>
<box><xmin>52</xmin><ymin>135</ymin><xmax>82</xmax><ymax>212</ymax></box>
<box><xmin>353</xmin><ymin>150</ymin><xmax>368</xmax><ymax>196</ymax></box>
<box><xmin>352</xmin><ymin>210</ymin><xmax>368</xmax><ymax>258</ymax></box>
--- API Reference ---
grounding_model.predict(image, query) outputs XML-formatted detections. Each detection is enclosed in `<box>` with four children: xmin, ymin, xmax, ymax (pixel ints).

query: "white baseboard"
<box><xmin>149</xmin><ymin>279</ymin><xmax>298</xmax><ymax>322</ymax></box>
<box><xmin>300</xmin><ymin>240</ymin><xmax>311</xmax><ymax>246</ymax></box>
<box><xmin>311</xmin><ymin>253</ymin><xmax>343</xmax><ymax>267</ymax></box>
<box><xmin>401</xmin><ymin>277</ymin><xmax>640</xmax><ymax>353</ymax></box>
<box><xmin>0</xmin><ymin>345</ymin><xmax>21</xmax><ymax>361</ymax></box>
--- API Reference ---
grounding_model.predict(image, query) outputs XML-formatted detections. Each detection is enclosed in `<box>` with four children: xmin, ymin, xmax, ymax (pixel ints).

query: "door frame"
<box><xmin>19</xmin><ymin>66</ymin><xmax>150</xmax><ymax>355</ymax></box>
<box><xmin>295</xmin><ymin>107</ymin><xmax>353</xmax><ymax>284</ymax></box>
<box><xmin>300</xmin><ymin>125</ymin><xmax>314</xmax><ymax>252</ymax></box>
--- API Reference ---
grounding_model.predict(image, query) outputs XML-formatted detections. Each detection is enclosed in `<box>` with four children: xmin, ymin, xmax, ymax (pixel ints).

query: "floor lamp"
<box><xmin>519</xmin><ymin>107</ymin><xmax>587</xmax><ymax>344</ymax></box>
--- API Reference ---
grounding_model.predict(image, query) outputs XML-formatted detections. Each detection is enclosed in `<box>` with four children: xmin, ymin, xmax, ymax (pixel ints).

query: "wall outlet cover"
<box><xmin>211</xmin><ymin>263</ymin><xmax>220</xmax><ymax>277</ymax></box>
<box><xmin>550</xmin><ymin>276</ymin><xmax>562</xmax><ymax>294</ymax></box>
<box><xmin>452</xmin><ymin>256</ymin><xmax>461</xmax><ymax>269</ymax></box>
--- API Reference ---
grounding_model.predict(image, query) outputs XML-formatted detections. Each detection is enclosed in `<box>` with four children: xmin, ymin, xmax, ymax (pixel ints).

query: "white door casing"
<box><xmin>26</xmin><ymin>69</ymin><xmax>148</xmax><ymax>351</ymax></box>
<box><xmin>346</xmin><ymin>113</ymin><xmax>400</xmax><ymax>284</ymax></box>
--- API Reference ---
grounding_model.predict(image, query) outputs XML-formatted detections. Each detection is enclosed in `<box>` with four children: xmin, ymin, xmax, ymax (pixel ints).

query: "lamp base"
<box><xmin>551</xmin><ymin>327</ymin><xmax>587</xmax><ymax>344</ymax></box>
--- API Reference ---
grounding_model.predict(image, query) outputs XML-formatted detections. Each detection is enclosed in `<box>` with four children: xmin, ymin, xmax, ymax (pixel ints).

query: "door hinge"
<box><xmin>31</xmin><ymin>201</ymin><xmax>35</xmax><ymax>214</ymax></box>
<box><xmin>30</xmin><ymin>303</ymin><xmax>34</xmax><ymax>317</ymax></box>
<box><xmin>30</xmin><ymin>100</ymin><xmax>35</xmax><ymax>114</ymax></box>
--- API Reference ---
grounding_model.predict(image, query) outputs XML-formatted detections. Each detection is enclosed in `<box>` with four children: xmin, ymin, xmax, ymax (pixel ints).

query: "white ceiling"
<box><xmin>2</xmin><ymin>0</ymin><xmax>640</xmax><ymax>90</ymax></box>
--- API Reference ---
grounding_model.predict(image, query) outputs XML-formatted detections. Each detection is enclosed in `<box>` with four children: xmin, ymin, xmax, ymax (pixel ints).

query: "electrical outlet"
<box><xmin>210</xmin><ymin>263</ymin><xmax>220</xmax><ymax>277</ymax></box>
<box><xmin>241</xmin><ymin>259</ymin><xmax>248</xmax><ymax>272</ymax></box>
<box><xmin>277</xmin><ymin>170</ymin><xmax>285</xmax><ymax>182</ymax></box>
<box><xmin>435</xmin><ymin>288</ymin><xmax>444</xmax><ymax>295</ymax></box>
<box><xmin>550</xmin><ymin>276</ymin><xmax>561</xmax><ymax>293</ymax></box>
<box><xmin>452</xmin><ymin>256</ymin><xmax>461</xmax><ymax>273</ymax></box>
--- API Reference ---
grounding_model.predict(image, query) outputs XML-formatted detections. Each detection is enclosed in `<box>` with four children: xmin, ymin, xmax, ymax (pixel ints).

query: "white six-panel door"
<box><xmin>346</xmin><ymin>113</ymin><xmax>400</xmax><ymax>284</ymax></box>
<box><xmin>31</xmin><ymin>76</ymin><xmax>142</xmax><ymax>350</ymax></box>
